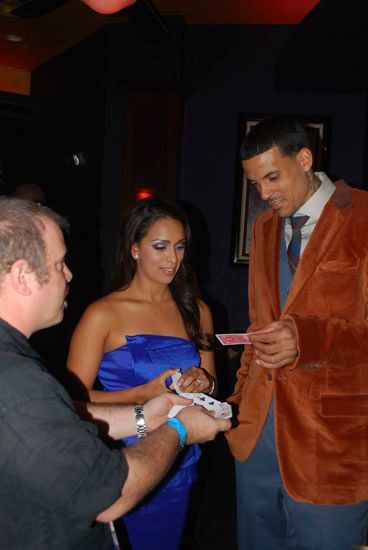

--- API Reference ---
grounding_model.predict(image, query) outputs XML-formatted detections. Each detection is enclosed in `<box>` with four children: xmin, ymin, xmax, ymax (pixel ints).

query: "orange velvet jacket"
<box><xmin>226</xmin><ymin>181</ymin><xmax>368</xmax><ymax>505</ymax></box>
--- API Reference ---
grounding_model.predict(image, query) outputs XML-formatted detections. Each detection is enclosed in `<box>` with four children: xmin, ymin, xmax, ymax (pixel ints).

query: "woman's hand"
<box><xmin>144</xmin><ymin>368</ymin><xmax>180</xmax><ymax>400</ymax></box>
<box><xmin>177</xmin><ymin>366</ymin><xmax>215</xmax><ymax>395</ymax></box>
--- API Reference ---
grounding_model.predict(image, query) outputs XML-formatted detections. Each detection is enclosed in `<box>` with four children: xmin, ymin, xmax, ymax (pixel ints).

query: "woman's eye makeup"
<box><xmin>152</xmin><ymin>242</ymin><xmax>167</xmax><ymax>250</ymax></box>
<box><xmin>150</xmin><ymin>240</ymin><xmax>186</xmax><ymax>251</ymax></box>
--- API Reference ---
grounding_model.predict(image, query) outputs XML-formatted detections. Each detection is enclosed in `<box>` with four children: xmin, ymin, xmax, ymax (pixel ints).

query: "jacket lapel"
<box><xmin>282</xmin><ymin>181</ymin><xmax>352</xmax><ymax>314</ymax></box>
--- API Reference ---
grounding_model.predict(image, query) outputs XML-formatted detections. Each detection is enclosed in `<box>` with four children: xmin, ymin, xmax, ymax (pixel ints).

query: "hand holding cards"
<box><xmin>168</xmin><ymin>372</ymin><xmax>232</xmax><ymax>419</ymax></box>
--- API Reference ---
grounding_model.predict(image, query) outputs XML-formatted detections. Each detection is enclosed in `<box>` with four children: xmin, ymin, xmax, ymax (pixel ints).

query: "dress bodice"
<box><xmin>98</xmin><ymin>334</ymin><xmax>201</xmax><ymax>488</ymax></box>
<box><xmin>98</xmin><ymin>334</ymin><xmax>200</xmax><ymax>391</ymax></box>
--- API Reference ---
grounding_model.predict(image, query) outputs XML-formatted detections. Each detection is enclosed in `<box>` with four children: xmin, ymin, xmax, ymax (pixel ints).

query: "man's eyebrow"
<box><xmin>255</xmin><ymin>170</ymin><xmax>278</xmax><ymax>179</ymax></box>
<box><xmin>249</xmin><ymin>170</ymin><xmax>279</xmax><ymax>182</ymax></box>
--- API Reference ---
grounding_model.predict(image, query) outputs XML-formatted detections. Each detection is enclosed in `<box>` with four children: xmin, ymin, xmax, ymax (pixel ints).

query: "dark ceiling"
<box><xmin>0</xmin><ymin>0</ymin><xmax>320</xmax><ymax>71</ymax></box>
<box><xmin>2</xmin><ymin>1</ymin><xmax>367</xmax><ymax>96</ymax></box>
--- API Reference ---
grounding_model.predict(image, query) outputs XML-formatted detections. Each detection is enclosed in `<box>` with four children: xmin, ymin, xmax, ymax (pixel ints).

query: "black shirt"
<box><xmin>0</xmin><ymin>319</ymin><xmax>128</xmax><ymax>549</ymax></box>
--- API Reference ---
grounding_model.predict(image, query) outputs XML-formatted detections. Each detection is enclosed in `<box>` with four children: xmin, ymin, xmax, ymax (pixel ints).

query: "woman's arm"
<box><xmin>177</xmin><ymin>299</ymin><xmax>217</xmax><ymax>395</ymax></box>
<box><xmin>67</xmin><ymin>300</ymin><xmax>174</xmax><ymax>404</ymax></box>
<box><xmin>198</xmin><ymin>299</ymin><xmax>217</xmax><ymax>391</ymax></box>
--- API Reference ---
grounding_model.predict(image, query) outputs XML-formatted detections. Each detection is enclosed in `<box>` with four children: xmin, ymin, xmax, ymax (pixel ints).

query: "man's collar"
<box><xmin>293</xmin><ymin>172</ymin><xmax>335</xmax><ymax>220</ymax></box>
<box><xmin>330</xmin><ymin>179</ymin><xmax>353</xmax><ymax>209</ymax></box>
<box><xmin>0</xmin><ymin>318</ymin><xmax>38</xmax><ymax>360</ymax></box>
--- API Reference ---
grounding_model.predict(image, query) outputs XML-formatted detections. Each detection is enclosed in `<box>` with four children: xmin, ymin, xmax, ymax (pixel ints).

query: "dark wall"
<box><xmin>7</xmin><ymin>19</ymin><xmax>185</xmax><ymax>375</ymax></box>
<box><xmin>0</xmin><ymin>91</ymin><xmax>42</xmax><ymax>195</ymax></box>
<box><xmin>180</xmin><ymin>25</ymin><xmax>367</xmax><ymax>332</ymax></box>
<box><xmin>100</xmin><ymin>18</ymin><xmax>185</xmax><ymax>285</ymax></box>
<box><xmin>17</xmin><ymin>31</ymin><xmax>109</xmax><ymax>376</ymax></box>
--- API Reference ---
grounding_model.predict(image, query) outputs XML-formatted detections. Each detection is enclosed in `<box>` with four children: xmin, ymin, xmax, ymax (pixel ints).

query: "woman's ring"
<box><xmin>197</xmin><ymin>378</ymin><xmax>204</xmax><ymax>386</ymax></box>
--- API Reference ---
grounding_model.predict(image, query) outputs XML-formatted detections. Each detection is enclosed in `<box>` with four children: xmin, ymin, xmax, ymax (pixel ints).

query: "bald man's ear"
<box><xmin>297</xmin><ymin>147</ymin><xmax>313</xmax><ymax>172</ymax></box>
<box><xmin>9</xmin><ymin>260</ymin><xmax>33</xmax><ymax>296</ymax></box>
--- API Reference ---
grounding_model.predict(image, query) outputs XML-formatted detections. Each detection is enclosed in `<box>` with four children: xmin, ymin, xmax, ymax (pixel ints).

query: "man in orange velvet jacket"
<box><xmin>226</xmin><ymin>116</ymin><xmax>368</xmax><ymax>550</ymax></box>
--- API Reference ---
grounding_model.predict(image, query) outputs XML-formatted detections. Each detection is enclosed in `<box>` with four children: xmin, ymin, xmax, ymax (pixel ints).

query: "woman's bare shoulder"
<box><xmin>82</xmin><ymin>291</ymin><xmax>130</xmax><ymax>322</ymax></box>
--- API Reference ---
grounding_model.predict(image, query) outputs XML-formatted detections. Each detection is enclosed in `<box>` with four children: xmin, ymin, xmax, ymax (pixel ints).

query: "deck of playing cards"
<box><xmin>168</xmin><ymin>372</ymin><xmax>232</xmax><ymax>419</ymax></box>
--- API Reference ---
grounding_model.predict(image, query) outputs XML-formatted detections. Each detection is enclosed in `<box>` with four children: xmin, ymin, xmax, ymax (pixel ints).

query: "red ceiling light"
<box><xmin>135</xmin><ymin>188</ymin><xmax>156</xmax><ymax>201</ymax></box>
<box><xmin>81</xmin><ymin>0</ymin><xmax>137</xmax><ymax>14</ymax></box>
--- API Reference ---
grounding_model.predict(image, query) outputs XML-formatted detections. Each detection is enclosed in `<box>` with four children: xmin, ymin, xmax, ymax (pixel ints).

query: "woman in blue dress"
<box><xmin>67</xmin><ymin>198</ymin><xmax>217</xmax><ymax>549</ymax></box>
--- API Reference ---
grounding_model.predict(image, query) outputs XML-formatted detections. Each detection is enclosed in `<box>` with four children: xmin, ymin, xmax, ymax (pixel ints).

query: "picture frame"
<box><xmin>232</xmin><ymin>113</ymin><xmax>331</xmax><ymax>264</ymax></box>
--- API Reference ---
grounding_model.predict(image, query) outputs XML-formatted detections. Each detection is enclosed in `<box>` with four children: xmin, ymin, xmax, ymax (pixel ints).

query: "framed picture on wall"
<box><xmin>232</xmin><ymin>113</ymin><xmax>331</xmax><ymax>264</ymax></box>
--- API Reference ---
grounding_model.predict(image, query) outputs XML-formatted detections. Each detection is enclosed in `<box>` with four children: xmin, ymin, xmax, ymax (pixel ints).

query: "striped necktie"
<box><xmin>287</xmin><ymin>215</ymin><xmax>309</xmax><ymax>274</ymax></box>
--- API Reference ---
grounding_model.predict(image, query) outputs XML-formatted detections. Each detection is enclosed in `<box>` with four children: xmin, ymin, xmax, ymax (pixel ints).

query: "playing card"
<box><xmin>216</xmin><ymin>331</ymin><xmax>272</xmax><ymax>346</ymax></box>
<box><xmin>171</xmin><ymin>371</ymin><xmax>182</xmax><ymax>393</ymax></box>
<box><xmin>168</xmin><ymin>372</ymin><xmax>232</xmax><ymax>419</ymax></box>
<box><xmin>189</xmin><ymin>392</ymin><xmax>233</xmax><ymax>418</ymax></box>
<box><xmin>216</xmin><ymin>333</ymin><xmax>251</xmax><ymax>345</ymax></box>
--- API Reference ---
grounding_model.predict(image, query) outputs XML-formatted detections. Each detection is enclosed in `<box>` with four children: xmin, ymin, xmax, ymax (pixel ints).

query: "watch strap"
<box><xmin>134</xmin><ymin>404</ymin><xmax>147</xmax><ymax>438</ymax></box>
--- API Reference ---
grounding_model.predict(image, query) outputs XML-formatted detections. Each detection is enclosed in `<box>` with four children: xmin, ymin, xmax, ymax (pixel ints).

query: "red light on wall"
<box><xmin>135</xmin><ymin>188</ymin><xmax>156</xmax><ymax>201</ymax></box>
<box><xmin>81</xmin><ymin>0</ymin><xmax>136</xmax><ymax>15</ymax></box>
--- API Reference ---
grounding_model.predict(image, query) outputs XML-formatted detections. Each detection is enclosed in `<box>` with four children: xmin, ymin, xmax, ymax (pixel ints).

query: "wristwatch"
<box><xmin>134</xmin><ymin>404</ymin><xmax>147</xmax><ymax>438</ymax></box>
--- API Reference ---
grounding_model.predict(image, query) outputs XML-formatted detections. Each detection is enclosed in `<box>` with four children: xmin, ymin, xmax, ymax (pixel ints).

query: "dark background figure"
<box><xmin>12</xmin><ymin>182</ymin><xmax>47</xmax><ymax>204</ymax></box>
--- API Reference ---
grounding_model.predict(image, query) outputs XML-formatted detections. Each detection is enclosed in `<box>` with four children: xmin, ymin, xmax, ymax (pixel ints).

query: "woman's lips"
<box><xmin>162</xmin><ymin>267</ymin><xmax>176</xmax><ymax>276</ymax></box>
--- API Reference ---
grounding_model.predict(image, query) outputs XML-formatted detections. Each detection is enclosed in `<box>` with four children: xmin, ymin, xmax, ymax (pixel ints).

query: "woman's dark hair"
<box><xmin>110</xmin><ymin>198</ymin><xmax>212</xmax><ymax>351</ymax></box>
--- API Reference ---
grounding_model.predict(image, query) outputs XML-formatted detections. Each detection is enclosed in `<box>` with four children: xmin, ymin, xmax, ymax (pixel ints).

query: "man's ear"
<box><xmin>9</xmin><ymin>260</ymin><xmax>33</xmax><ymax>296</ymax></box>
<box><xmin>297</xmin><ymin>147</ymin><xmax>313</xmax><ymax>172</ymax></box>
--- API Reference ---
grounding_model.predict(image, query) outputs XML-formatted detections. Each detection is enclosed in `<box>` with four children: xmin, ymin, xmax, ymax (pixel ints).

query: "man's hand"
<box><xmin>248</xmin><ymin>320</ymin><xmax>297</xmax><ymax>369</ymax></box>
<box><xmin>144</xmin><ymin>393</ymin><xmax>192</xmax><ymax>432</ymax></box>
<box><xmin>177</xmin><ymin>406</ymin><xmax>231</xmax><ymax>444</ymax></box>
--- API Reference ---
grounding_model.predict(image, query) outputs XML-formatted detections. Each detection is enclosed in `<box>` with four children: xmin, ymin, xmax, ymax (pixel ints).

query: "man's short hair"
<box><xmin>240</xmin><ymin>116</ymin><xmax>311</xmax><ymax>161</ymax></box>
<box><xmin>0</xmin><ymin>197</ymin><xmax>69</xmax><ymax>285</ymax></box>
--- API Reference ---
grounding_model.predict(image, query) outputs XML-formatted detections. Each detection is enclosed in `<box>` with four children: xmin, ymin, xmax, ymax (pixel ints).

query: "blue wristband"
<box><xmin>165</xmin><ymin>417</ymin><xmax>187</xmax><ymax>449</ymax></box>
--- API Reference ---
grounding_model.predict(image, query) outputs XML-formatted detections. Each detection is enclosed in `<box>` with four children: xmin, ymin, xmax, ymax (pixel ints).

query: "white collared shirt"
<box><xmin>284</xmin><ymin>172</ymin><xmax>336</xmax><ymax>257</ymax></box>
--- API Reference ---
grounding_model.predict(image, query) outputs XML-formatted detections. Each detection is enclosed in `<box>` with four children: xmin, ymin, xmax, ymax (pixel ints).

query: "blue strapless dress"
<box><xmin>98</xmin><ymin>334</ymin><xmax>202</xmax><ymax>549</ymax></box>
